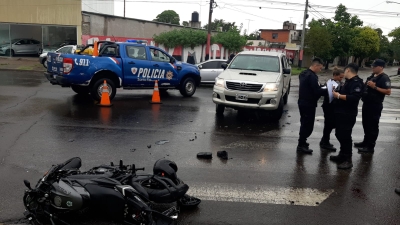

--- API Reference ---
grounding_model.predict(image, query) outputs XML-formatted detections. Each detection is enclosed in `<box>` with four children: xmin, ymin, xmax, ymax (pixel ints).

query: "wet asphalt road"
<box><xmin>1</xmin><ymin>71</ymin><xmax>400</xmax><ymax>225</ymax></box>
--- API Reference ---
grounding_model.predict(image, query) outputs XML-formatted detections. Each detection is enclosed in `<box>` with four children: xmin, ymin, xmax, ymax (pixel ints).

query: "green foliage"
<box><xmin>182</xmin><ymin>21</ymin><xmax>189</xmax><ymax>27</ymax></box>
<box><xmin>305</xmin><ymin>21</ymin><xmax>334</xmax><ymax>61</ymax></box>
<box><xmin>154</xmin><ymin>10</ymin><xmax>180</xmax><ymax>25</ymax></box>
<box><xmin>389</xmin><ymin>27</ymin><xmax>400</xmax><ymax>59</ymax></box>
<box><xmin>214</xmin><ymin>29</ymin><xmax>248</xmax><ymax>52</ymax></box>
<box><xmin>351</xmin><ymin>27</ymin><xmax>380</xmax><ymax>60</ymax></box>
<box><xmin>153</xmin><ymin>29</ymin><xmax>208</xmax><ymax>49</ymax></box>
<box><xmin>203</xmin><ymin>19</ymin><xmax>237</xmax><ymax>32</ymax></box>
<box><xmin>244</xmin><ymin>30</ymin><xmax>260</xmax><ymax>40</ymax></box>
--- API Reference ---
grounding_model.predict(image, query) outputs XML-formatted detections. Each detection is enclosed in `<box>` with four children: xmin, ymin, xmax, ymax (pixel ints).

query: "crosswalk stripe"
<box><xmin>315</xmin><ymin>116</ymin><xmax>400</xmax><ymax>124</ymax></box>
<box><xmin>358</xmin><ymin>107</ymin><xmax>400</xmax><ymax>112</ymax></box>
<box><xmin>187</xmin><ymin>182</ymin><xmax>334</xmax><ymax>206</ymax></box>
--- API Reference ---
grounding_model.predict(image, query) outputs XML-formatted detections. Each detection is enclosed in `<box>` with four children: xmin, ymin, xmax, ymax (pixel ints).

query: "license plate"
<box><xmin>235</xmin><ymin>94</ymin><xmax>248</xmax><ymax>101</ymax></box>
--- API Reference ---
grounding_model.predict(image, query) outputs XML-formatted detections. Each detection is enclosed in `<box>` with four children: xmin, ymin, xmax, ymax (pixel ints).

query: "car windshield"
<box><xmin>228</xmin><ymin>55</ymin><xmax>280</xmax><ymax>72</ymax></box>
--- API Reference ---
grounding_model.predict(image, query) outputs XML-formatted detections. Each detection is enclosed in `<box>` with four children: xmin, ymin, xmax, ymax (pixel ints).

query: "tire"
<box><xmin>71</xmin><ymin>85</ymin><xmax>90</xmax><ymax>95</ymax></box>
<box><xmin>216</xmin><ymin>104</ymin><xmax>225</xmax><ymax>115</ymax></box>
<box><xmin>10</xmin><ymin>50</ymin><xmax>15</xmax><ymax>57</ymax></box>
<box><xmin>42</xmin><ymin>58</ymin><xmax>48</xmax><ymax>68</ymax></box>
<box><xmin>179</xmin><ymin>77</ymin><xmax>196</xmax><ymax>97</ymax></box>
<box><xmin>270</xmin><ymin>97</ymin><xmax>284</xmax><ymax>120</ymax></box>
<box><xmin>90</xmin><ymin>78</ymin><xmax>116</xmax><ymax>101</ymax></box>
<box><xmin>283</xmin><ymin>82</ymin><xmax>291</xmax><ymax>105</ymax></box>
<box><xmin>5</xmin><ymin>49</ymin><xmax>13</xmax><ymax>57</ymax></box>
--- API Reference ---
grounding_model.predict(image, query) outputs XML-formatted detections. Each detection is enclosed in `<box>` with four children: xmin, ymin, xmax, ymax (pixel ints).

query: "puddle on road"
<box><xmin>155</xmin><ymin>140</ymin><xmax>170</xmax><ymax>145</ymax></box>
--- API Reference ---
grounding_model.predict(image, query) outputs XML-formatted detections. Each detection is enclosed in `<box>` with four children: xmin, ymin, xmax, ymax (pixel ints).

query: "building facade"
<box><xmin>82</xmin><ymin>0</ymin><xmax>115</xmax><ymax>15</ymax></box>
<box><xmin>0</xmin><ymin>0</ymin><xmax>82</xmax><ymax>57</ymax></box>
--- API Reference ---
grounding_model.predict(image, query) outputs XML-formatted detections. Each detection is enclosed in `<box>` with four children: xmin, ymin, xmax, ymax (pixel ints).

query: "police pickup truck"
<box><xmin>44</xmin><ymin>41</ymin><xmax>201</xmax><ymax>100</ymax></box>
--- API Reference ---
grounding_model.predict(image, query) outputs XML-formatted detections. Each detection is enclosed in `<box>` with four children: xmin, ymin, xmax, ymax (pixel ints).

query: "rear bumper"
<box><xmin>44</xmin><ymin>72</ymin><xmax>70</xmax><ymax>86</ymax></box>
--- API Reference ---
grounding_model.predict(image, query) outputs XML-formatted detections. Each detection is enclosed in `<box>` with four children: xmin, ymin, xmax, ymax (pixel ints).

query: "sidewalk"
<box><xmin>291</xmin><ymin>66</ymin><xmax>400</xmax><ymax>89</ymax></box>
<box><xmin>0</xmin><ymin>56</ymin><xmax>45</xmax><ymax>72</ymax></box>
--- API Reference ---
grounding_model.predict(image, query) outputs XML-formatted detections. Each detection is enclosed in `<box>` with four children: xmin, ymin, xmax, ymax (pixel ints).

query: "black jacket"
<box><xmin>362</xmin><ymin>73</ymin><xmax>391</xmax><ymax>104</ymax></box>
<box><xmin>298</xmin><ymin>69</ymin><xmax>327</xmax><ymax>107</ymax></box>
<box><xmin>333</xmin><ymin>75</ymin><xmax>364</xmax><ymax>116</ymax></box>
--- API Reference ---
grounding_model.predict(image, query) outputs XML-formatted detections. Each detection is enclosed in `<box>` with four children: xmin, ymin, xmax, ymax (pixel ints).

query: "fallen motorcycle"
<box><xmin>22</xmin><ymin>157</ymin><xmax>201</xmax><ymax>225</ymax></box>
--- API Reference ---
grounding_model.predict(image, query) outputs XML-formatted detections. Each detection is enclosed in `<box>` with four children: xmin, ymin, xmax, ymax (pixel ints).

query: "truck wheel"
<box><xmin>216</xmin><ymin>104</ymin><xmax>225</xmax><ymax>115</ymax></box>
<box><xmin>270</xmin><ymin>97</ymin><xmax>284</xmax><ymax>120</ymax></box>
<box><xmin>42</xmin><ymin>58</ymin><xmax>48</xmax><ymax>68</ymax></box>
<box><xmin>90</xmin><ymin>78</ymin><xmax>116</xmax><ymax>101</ymax></box>
<box><xmin>283</xmin><ymin>82</ymin><xmax>290</xmax><ymax>105</ymax></box>
<box><xmin>179</xmin><ymin>77</ymin><xmax>196</xmax><ymax>97</ymax></box>
<box><xmin>71</xmin><ymin>85</ymin><xmax>89</xmax><ymax>95</ymax></box>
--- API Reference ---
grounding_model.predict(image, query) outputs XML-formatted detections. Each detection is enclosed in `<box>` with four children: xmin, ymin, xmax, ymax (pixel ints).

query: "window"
<box><xmin>58</xmin><ymin>46</ymin><xmax>72</xmax><ymax>54</ymax></box>
<box><xmin>100</xmin><ymin>45</ymin><xmax>118</xmax><ymax>56</ymax></box>
<box><xmin>229</xmin><ymin>55</ymin><xmax>280</xmax><ymax>72</ymax></box>
<box><xmin>126</xmin><ymin>46</ymin><xmax>147</xmax><ymax>60</ymax></box>
<box><xmin>18</xmin><ymin>39</ymin><xmax>29</xmax><ymax>45</ymax></box>
<box><xmin>272</xmin><ymin>33</ymin><xmax>278</xmax><ymax>39</ymax></box>
<box><xmin>201</xmin><ymin>61</ymin><xmax>220</xmax><ymax>69</ymax></box>
<box><xmin>30</xmin><ymin>39</ymin><xmax>40</xmax><ymax>44</ymax></box>
<box><xmin>150</xmin><ymin>48</ymin><xmax>170</xmax><ymax>62</ymax></box>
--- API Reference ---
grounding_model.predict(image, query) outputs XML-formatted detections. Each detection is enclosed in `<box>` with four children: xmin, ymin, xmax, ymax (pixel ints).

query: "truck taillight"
<box><xmin>63</xmin><ymin>58</ymin><xmax>73</xmax><ymax>74</ymax></box>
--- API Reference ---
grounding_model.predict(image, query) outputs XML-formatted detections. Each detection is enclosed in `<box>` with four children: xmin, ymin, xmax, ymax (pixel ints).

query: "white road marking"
<box><xmin>358</xmin><ymin>107</ymin><xmax>400</xmax><ymax>112</ymax></box>
<box><xmin>187</xmin><ymin>182</ymin><xmax>334</xmax><ymax>206</ymax></box>
<box><xmin>315</xmin><ymin>116</ymin><xmax>400</xmax><ymax>124</ymax></box>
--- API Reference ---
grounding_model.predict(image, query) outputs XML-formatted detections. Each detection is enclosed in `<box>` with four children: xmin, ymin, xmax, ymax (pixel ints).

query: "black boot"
<box><xmin>337</xmin><ymin>160</ymin><xmax>353</xmax><ymax>170</ymax></box>
<box><xmin>297</xmin><ymin>145</ymin><xmax>313</xmax><ymax>154</ymax></box>
<box><xmin>329</xmin><ymin>154</ymin><xmax>346</xmax><ymax>163</ymax></box>
<box><xmin>354</xmin><ymin>141</ymin><xmax>366</xmax><ymax>148</ymax></box>
<box><xmin>358</xmin><ymin>147</ymin><xmax>375</xmax><ymax>154</ymax></box>
<box><xmin>320</xmin><ymin>141</ymin><xmax>337</xmax><ymax>152</ymax></box>
<box><xmin>395</xmin><ymin>188</ymin><xmax>400</xmax><ymax>195</ymax></box>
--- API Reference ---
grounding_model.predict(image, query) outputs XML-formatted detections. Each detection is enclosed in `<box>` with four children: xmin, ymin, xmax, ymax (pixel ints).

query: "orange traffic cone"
<box><xmin>98</xmin><ymin>80</ymin><xmax>112</xmax><ymax>107</ymax></box>
<box><xmin>92</xmin><ymin>41</ymin><xmax>99</xmax><ymax>56</ymax></box>
<box><xmin>150</xmin><ymin>80</ymin><xmax>162</xmax><ymax>104</ymax></box>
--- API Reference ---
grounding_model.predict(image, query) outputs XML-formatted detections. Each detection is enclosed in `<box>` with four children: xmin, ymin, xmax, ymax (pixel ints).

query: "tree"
<box><xmin>371</xmin><ymin>28</ymin><xmax>393</xmax><ymax>63</ymax></box>
<box><xmin>214</xmin><ymin>29</ymin><xmax>247</xmax><ymax>52</ymax></box>
<box><xmin>153</xmin><ymin>29</ymin><xmax>208</xmax><ymax>49</ymax></box>
<box><xmin>350</xmin><ymin>27</ymin><xmax>380</xmax><ymax>66</ymax></box>
<box><xmin>182</xmin><ymin>21</ymin><xmax>189</xmax><ymax>27</ymax></box>
<box><xmin>389</xmin><ymin>27</ymin><xmax>400</xmax><ymax>60</ymax></box>
<box><xmin>305</xmin><ymin>21</ymin><xmax>334</xmax><ymax>69</ymax></box>
<box><xmin>245</xmin><ymin>30</ymin><xmax>260</xmax><ymax>40</ymax></box>
<box><xmin>203</xmin><ymin>19</ymin><xmax>237</xmax><ymax>32</ymax></box>
<box><xmin>153</xmin><ymin>10</ymin><xmax>180</xmax><ymax>25</ymax></box>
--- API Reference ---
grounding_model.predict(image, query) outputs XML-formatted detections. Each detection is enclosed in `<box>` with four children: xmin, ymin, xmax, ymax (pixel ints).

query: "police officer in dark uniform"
<box><xmin>354</xmin><ymin>59</ymin><xmax>392</xmax><ymax>153</ymax></box>
<box><xmin>330</xmin><ymin>63</ymin><xmax>364</xmax><ymax>169</ymax></box>
<box><xmin>297</xmin><ymin>58</ymin><xmax>327</xmax><ymax>154</ymax></box>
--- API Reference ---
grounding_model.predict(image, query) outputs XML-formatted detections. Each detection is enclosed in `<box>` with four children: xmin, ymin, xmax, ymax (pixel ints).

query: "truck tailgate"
<box><xmin>46</xmin><ymin>52</ymin><xmax>64</xmax><ymax>75</ymax></box>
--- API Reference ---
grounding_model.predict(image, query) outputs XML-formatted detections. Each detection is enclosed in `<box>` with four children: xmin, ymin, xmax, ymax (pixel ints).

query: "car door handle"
<box><xmin>153</xmin><ymin>64</ymin><xmax>159</xmax><ymax>67</ymax></box>
<box><xmin>128</xmin><ymin>61</ymin><xmax>135</xmax><ymax>64</ymax></box>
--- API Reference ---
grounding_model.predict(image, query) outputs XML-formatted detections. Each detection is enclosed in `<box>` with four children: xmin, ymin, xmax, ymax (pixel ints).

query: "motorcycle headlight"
<box><xmin>215</xmin><ymin>78</ymin><xmax>225</xmax><ymax>88</ymax></box>
<box><xmin>264</xmin><ymin>83</ymin><xmax>278</xmax><ymax>92</ymax></box>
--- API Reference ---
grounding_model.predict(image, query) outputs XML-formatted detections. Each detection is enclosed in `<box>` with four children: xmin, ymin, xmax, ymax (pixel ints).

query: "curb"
<box><xmin>0</xmin><ymin>68</ymin><xmax>45</xmax><ymax>73</ymax></box>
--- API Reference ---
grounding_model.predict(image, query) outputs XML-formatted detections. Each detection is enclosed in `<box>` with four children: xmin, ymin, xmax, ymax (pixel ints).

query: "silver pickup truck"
<box><xmin>212</xmin><ymin>51</ymin><xmax>291</xmax><ymax>120</ymax></box>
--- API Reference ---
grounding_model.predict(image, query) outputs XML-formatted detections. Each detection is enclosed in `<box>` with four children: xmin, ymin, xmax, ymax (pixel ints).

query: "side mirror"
<box><xmin>221</xmin><ymin>63</ymin><xmax>228</xmax><ymax>69</ymax></box>
<box><xmin>283</xmin><ymin>68</ymin><xmax>291</xmax><ymax>75</ymax></box>
<box><xmin>198</xmin><ymin>64</ymin><xmax>203</xmax><ymax>69</ymax></box>
<box><xmin>24</xmin><ymin>180</ymin><xmax>32</xmax><ymax>190</ymax></box>
<box><xmin>170</xmin><ymin>58</ymin><xmax>176</xmax><ymax>64</ymax></box>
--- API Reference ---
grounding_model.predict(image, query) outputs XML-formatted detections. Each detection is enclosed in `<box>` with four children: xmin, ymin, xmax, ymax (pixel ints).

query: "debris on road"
<box><xmin>217</xmin><ymin>151</ymin><xmax>228</xmax><ymax>160</ymax></box>
<box><xmin>197</xmin><ymin>152</ymin><xmax>212</xmax><ymax>159</ymax></box>
<box><xmin>147</xmin><ymin>145</ymin><xmax>152</xmax><ymax>149</ymax></box>
<box><xmin>68</xmin><ymin>139</ymin><xmax>74</xmax><ymax>142</ymax></box>
<box><xmin>130</xmin><ymin>148</ymin><xmax>136</xmax><ymax>152</ymax></box>
<box><xmin>155</xmin><ymin>140</ymin><xmax>169</xmax><ymax>145</ymax></box>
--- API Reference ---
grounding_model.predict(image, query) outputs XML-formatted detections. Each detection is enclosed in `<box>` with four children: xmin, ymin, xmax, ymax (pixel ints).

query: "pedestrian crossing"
<box><xmin>315</xmin><ymin>108</ymin><xmax>400</xmax><ymax>124</ymax></box>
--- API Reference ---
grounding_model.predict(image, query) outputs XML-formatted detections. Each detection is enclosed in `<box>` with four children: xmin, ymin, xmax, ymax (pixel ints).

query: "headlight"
<box><xmin>264</xmin><ymin>83</ymin><xmax>278</xmax><ymax>92</ymax></box>
<box><xmin>215</xmin><ymin>77</ymin><xmax>225</xmax><ymax>88</ymax></box>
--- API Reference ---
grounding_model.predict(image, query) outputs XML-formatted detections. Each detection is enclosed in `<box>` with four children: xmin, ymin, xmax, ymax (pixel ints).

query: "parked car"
<box><xmin>39</xmin><ymin>45</ymin><xmax>78</xmax><ymax>68</ymax></box>
<box><xmin>197</xmin><ymin>59</ymin><xmax>227</xmax><ymax>83</ymax></box>
<box><xmin>212</xmin><ymin>51</ymin><xmax>291</xmax><ymax>120</ymax></box>
<box><xmin>0</xmin><ymin>38</ymin><xmax>42</xmax><ymax>56</ymax></box>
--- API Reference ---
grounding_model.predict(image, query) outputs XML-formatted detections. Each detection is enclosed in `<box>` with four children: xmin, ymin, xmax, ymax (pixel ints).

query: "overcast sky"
<box><xmin>87</xmin><ymin>0</ymin><xmax>400</xmax><ymax>36</ymax></box>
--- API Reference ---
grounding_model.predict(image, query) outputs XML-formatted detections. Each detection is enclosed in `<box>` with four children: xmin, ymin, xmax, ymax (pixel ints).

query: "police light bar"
<box><xmin>126</xmin><ymin>40</ymin><xmax>148</xmax><ymax>45</ymax></box>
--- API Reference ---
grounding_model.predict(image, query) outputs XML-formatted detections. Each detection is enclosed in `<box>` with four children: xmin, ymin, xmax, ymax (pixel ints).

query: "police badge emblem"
<box><xmin>166</xmin><ymin>71</ymin><xmax>173</xmax><ymax>80</ymax></box>
<box><xmin>131</xmin><ymin>67</ymin><xmax>138</xmax><ymax>74</ymax></box>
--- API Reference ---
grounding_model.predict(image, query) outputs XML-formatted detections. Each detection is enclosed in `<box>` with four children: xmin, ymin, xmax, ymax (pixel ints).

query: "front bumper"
<box><xmin>212</xmin><ymin>85</ymin><xmax>282</xmax><ymax>110</ymax></box>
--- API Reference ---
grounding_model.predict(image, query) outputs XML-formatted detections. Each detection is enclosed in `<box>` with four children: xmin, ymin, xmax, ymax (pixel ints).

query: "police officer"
<box><xmin>355</xmin><ymin>59</ymin><xmax>392</xmax><ymax>153</ymax></box>
<box><xmin>297</xmin><ymin>58</ymin><xmax>327</xmax><ymax>154</ymax></box>
<box><xmin>330</xmin><ymin>63</ymin><xmax>364</xmax><ymax>169</ymax></box>
<box><xmin>320</xmin><ymin>67</ymin><xmax>344</xmax><ymax>151</ymax></box>
<box><xmin>226</xmin><ymin>53</ymin><xmax>236</xmax><ymax>64</ymax></box>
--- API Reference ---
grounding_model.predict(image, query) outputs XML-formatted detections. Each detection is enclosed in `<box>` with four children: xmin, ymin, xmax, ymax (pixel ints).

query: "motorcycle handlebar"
<box><xmin>135</xmin><ymin>167</ymin><xmax>145</xmax><ymax>171</ymax></box>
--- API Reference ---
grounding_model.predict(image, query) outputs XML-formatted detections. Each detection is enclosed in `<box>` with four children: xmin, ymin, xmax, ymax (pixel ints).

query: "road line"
<box><xmin>358</xmin><ymin>107</ymin><xmax>400</xmax><ymax>112</ymax></box>
<box><xmin>315</xmin><ymin>116</ymin><xmax>400</xmax><ymax>124</ymax></box>
<box><xmin>186</xmin><ymin>182</ymin><xmax>334</xmax><ymax>206</ymax></box>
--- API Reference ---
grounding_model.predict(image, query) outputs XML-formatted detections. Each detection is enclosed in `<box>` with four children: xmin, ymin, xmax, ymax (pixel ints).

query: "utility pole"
<box><xmin>298</xmin><ymin>0</ymin><xmax>308</xmax><ymax>68</ymax></box>
<box><xmin>206</xmin><ymin>0</ymin><xmax>216</xmax><ymax>60</ymax></box>
<box><xmin>245</xmin><ymin>19</ymin><xmax>254</xmax><ymax>34</ymax></box>
<box><xmin>124</xmin><ymin>0</ymin><xmax>126</xmax><ymax>17</ymax></box>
